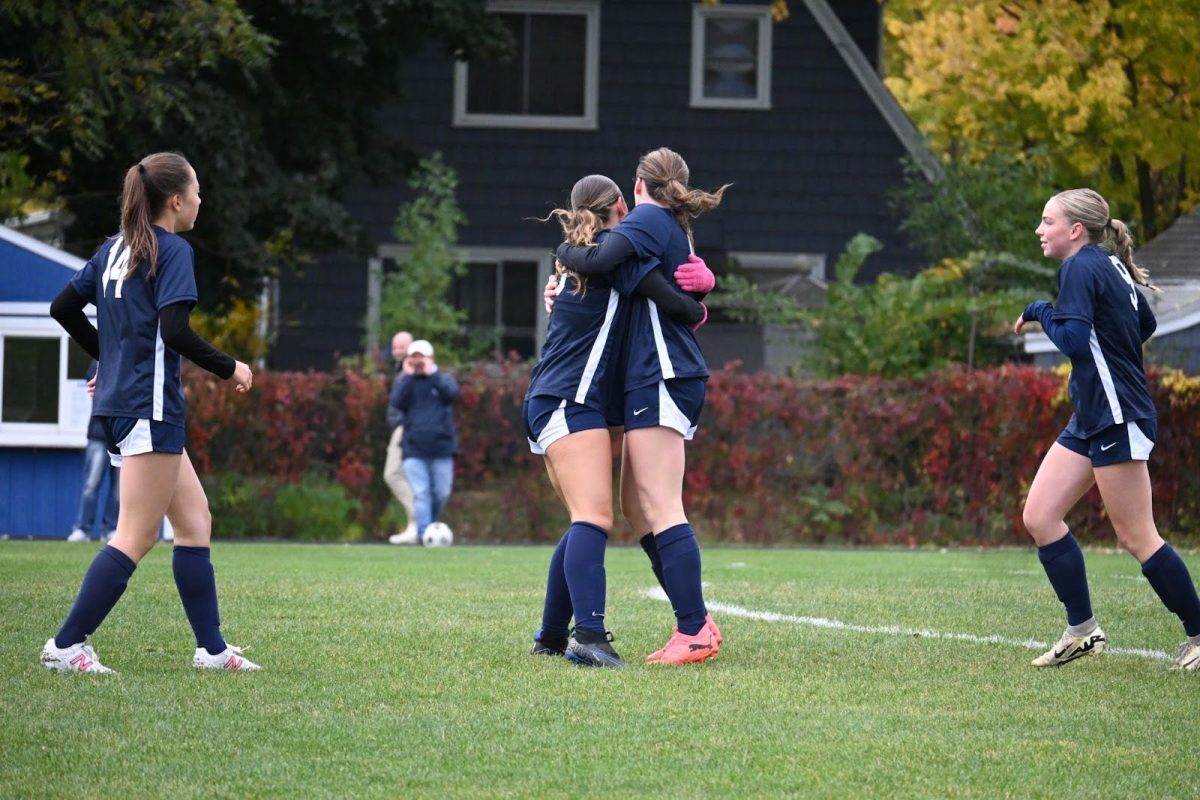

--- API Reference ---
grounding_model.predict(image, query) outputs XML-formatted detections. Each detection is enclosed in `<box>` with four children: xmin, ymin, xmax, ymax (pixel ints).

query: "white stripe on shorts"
<box><xmin>1127</xmin><ymin>420</ymin><xmax>1154</xmax><ymax>461</ymax></box>
<box><xmin>657</xmin><ymin>381</ymin><xmax>696</xmax><ymax>440</ymax></box>
<box><xmin>109</xmin><ymin>418</ymin><xmax>155</xmax><ymax>467</ymax></box>
<box><xmin>530</xmin><ymin>399</ymin><xmax>570</xmax><ymax>455</ymax></box>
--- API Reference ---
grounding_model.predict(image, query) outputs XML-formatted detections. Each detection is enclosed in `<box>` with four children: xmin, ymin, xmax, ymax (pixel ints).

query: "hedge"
<box><xmin>184</xmin><ymin>361</ymin><xmax>1200</xmax><ymax>546</ymax></box>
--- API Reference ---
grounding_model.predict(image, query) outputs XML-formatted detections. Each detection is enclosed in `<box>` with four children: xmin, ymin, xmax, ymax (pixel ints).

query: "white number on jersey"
<box><xmin>1108</xmin><ymin>254</ymin><xmax>1138</xmax><ymax>310</ymax></box>
<box><xmin>101</xmin><ymin>237</ymin><xmax>130</xmax><ymax>299</ymax></box>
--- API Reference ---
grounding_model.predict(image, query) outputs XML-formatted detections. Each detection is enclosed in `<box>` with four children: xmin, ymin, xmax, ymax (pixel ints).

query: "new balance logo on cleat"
<box><xmin>69</xmin><ymin>653</ymin><xmax>95</xmax><ymax>671</ymax></box>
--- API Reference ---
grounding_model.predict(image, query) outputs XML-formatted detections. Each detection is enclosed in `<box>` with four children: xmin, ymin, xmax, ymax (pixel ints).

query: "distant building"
<box><xmin>272</xmin><ymin>0</ymin><xmax>933</xmax><ymax>373</ymax></box>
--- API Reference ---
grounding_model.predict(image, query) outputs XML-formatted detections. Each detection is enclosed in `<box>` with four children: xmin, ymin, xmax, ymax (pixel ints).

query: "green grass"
<box><xmin>2</xmin><ymin>541</ymin><xmax>1198</xmax><ymax>799</ymax></box>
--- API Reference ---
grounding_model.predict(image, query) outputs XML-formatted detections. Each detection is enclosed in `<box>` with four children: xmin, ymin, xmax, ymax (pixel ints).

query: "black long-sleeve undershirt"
<box><xmin>634</xmin><ymin>269</ymin><xmax>705</xmax><ymax>326</ymax></box>
<box><xmin>556</xmin><ymin>235</ymin><xmax>635</xmax><ymax>276</ymax></box>
<box><xmin>49</xmin><ymin>284</ymin><xmax>236</xmax><ymax>379</ymax></box>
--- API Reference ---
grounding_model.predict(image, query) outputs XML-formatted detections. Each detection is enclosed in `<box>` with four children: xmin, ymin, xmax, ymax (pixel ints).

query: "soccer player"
<box><xmin>555</xmin><ymin>148</ymin><xmax>728</xmax><ymax>665</ymax></box>
<box><xmin>43</xmin><ymin>152</ymin><xmax>261</xmax><ymax>673</ymax></box>
<box><xmin>1015</xmin><ymin>188</ymin><xmax>1200</xmax><ymax>671</ymax></box>
<box><xmin>527</xmin><ymin>174</ymin><xmax>710</xmax><ymax>667</ymax></box>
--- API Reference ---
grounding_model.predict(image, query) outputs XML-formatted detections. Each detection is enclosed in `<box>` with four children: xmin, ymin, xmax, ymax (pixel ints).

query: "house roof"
<box><xmin>0</xmin><ymin>224</ymin><xmax>84</xmax><ymax>303</ymax></box>
<box><xmin>1136</xmin><ymin>204</ymin><xmax>1200</xmax><ymax>283</ymax></box>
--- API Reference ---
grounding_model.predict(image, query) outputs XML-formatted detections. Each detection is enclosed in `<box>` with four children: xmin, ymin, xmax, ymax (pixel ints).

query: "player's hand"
<box><xmin>232</xmin><ymin>360</ymin><xmax>253</xmax><ymax>393</ymax></box>
<box><xmin>1013</xmin><ymin>315</ymin><xmax>1027</xmax><ymax>335</ymax></box>
<box><xmin>87</xmin><ymin>374</ymin><xmax>97</xmax><ymax>397</ymax></box>
<box><xmin>674</xmin><ymin>254</ymin><xmax>715</xmax><ymax>293</ymax></box>
<box><xmin>543</xmin><ymin>272</ymin><xmax>559</xmax><ymax>316</ymax></box>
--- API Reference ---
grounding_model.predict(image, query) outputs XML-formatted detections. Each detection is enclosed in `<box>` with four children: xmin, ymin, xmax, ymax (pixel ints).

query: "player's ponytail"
<box><xmin>542</xmin><ymin>174</ymin><xmax>624</xmax><ymax>296</ymax></box>
<box><xmin>637</xmin><ymin>147</ymin><xmax>730</xmax><ymax>237</ymax></box>
<box><xmin>1052</xmin><ymin>188</ymin><xmax>1156</xmax><ymax>291</ymax></box>
<box><xmin>120</xmin><ymin>152</ymin><xmax>193</xmax><ymax>279</ymax></box>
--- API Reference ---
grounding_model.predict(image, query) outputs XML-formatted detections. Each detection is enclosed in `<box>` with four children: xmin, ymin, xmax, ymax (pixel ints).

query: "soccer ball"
<box><xmin>423</xmin><ymin>521</ymin><xmax>454</xmax><ymax>548</ymax></box>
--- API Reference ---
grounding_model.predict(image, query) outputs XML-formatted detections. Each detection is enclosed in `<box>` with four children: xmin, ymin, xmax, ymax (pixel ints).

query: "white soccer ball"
<box><xmin>423</xmin><ymin>521</ymin><xmax>454</xmax><ymax>548</ymax></box>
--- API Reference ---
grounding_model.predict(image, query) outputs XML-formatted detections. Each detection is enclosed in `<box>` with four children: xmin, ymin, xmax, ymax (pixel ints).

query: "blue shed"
<box><xmin>0</xmin><ymin>223</ymin><xmax>105</xmax><ymax>539</ymax></box>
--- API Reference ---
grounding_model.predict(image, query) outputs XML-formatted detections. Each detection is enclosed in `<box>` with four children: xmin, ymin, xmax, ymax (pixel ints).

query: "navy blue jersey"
<box><xmin>70</xmin><ymin>227</ymin><xmax>199</xmax><ymax>426</ymax></box>
<box><xmin>611</xmin><ymin>204</ymin><xmax>708</xmax><ymax>390</ymax></box>
<box><xmin>526</xmin><ymin>234</ymin><xmax>629</xmax><ymax>413</ymax></box>
<box><xmin>1051</xmin><ymin>244</ymin><xmax>1156</xmax><ymax>438</ymax></box>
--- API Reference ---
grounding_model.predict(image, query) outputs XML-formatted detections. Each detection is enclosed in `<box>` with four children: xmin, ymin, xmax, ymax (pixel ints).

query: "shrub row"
<box><xmin>184</xmin><ymin>362</ymin><xmax>1200</xmax><ymax>546</ymax></box>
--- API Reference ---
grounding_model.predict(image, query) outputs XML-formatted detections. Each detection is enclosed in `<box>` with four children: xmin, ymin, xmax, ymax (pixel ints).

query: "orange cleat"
<box><xmin>706</xmin><ymin>613</ymin><xmax>723</xmax><ymax>650</ymax></box>
<box><xmin>645</xmin><ymin>626</ymin><xmax>718</xmax><ymax>665</ymax></box>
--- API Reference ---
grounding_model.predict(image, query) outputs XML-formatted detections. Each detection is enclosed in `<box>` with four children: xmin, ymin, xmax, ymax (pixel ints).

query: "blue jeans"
<box><xmin>73</xmin><ymin>438</ymin><xmax>120</xmax><ymax>532</ymax></box>
<box><xmin>402</xmin><ymin>457</ymin><xmax>454</xmax><ymax>537</ymax></box>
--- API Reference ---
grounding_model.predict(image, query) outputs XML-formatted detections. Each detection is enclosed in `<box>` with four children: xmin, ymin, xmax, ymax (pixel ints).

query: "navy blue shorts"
<box><xmin>99</xmin><ymin>416</ymin><xmax>186</xmax><ymax>467</ymax></box>
<box><xmin>1056</xmin><ymin>418</ymin><xmax>1156</xmax><ymax>468</ymax></box>
<box><xmin>624</xmin><ymin>378</ymin><xmax>706</xmax><ymax>438</ymax></box>
<box><xmin>523</xmin><ymin>396</ymin><xmax>609</xmax><ymax>455</ymax></box>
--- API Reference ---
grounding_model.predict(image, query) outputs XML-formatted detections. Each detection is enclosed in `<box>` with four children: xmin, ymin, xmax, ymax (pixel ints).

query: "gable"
<box><xmin>0</xmin><ymin>225</ymin><xmax>84</xmax><ymax>302</ymax></box>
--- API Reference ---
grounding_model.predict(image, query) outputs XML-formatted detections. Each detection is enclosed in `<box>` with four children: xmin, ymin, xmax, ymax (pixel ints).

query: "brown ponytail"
<box><xmin>636</xmin><ymin>147</ymin><xmax>730</xmax><ymax>237</ymax></box>
<box><xmin>119</xmin><ymin>152</ymin><xmax>192</xmax><ymax>279</ymax></box>
<box><xmin>542</xmin><ymin>174</ymin><xmax>624</xmax><ymax>295</ymax></box>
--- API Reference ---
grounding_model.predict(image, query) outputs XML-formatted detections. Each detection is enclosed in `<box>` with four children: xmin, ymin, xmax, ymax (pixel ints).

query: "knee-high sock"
<box><xmin>1142</xmin><ymin>542</ymin><xmax>1200</xmax><ymax>637</ymax></box>
<box><xmin>639</xmin><ymin>532</ymin><xmax>666</xmax><ymax>592</ymax></box>
<box><xmin>657</xmin><ymin>523</ymin><xmax>707</xmax><ymax>636</ymax></box>
<box><xmin>1038</xmin><ymin>532</ymin><xmax>1094</xmax><ymax>627</ymax></box>
<box><xmin>540</xmin><ymin>530</ymin><xmax>573</xmax><ymax>637</ymax></box>
<box><xmin>563</xmin><ymin>521</ymin><xmax>608</xmax><ymax>636</ymax></box>
<box><xmin>55</xmin><ymin>545</ymin><xmax>136</xmax><ymax>648</ymax></box>
<box><xmin>173</xmin><ymin>546</ymin><xmax>227</xmax><ymax>655</ymax></box>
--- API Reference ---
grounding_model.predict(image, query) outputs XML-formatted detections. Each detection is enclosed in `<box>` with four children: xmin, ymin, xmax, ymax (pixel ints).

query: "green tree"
<box><xmin>379</xmin><ymin>153</ymin><xmax>477</xmax><ymax>364</ymax></box>
<box><xmin>1</xmin><ymin>0</ymin><xmax>509</xmax><ymax>306</ymax></box>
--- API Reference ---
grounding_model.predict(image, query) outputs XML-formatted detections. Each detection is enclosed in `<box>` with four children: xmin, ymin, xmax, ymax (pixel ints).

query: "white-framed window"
<box><xmin>453</xmin><ymin>1</ymin><xmax>600</xmax><ymax>130</ymax></box>
<box><xmin>690</xmin><ymin>3</ymin><xmax>773</xmax><ymax>110</ymax></box>
<box><xmin>372</xmin><ymin>245</ymin><xmax>554</xmax><ymax>360</ymax></box>
<box><xmin>0</xmin><ymin>305</ymin><xmax>94</xmax><ymax>447</ymax></box>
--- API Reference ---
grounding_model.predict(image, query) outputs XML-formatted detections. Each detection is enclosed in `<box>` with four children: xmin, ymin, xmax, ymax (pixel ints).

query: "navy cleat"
<box><xmin>530</xmin><ymin>628</ymin><xmax>568</xmax><ymax>657</ymax></box>
<box><xmin>565</xmin><ymin>628</ymin><xmax>625</xmax><ymax>668</ymax></box>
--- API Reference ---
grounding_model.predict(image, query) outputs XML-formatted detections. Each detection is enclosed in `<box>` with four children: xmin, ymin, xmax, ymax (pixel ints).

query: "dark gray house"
<box><xmin>272</xmin><ymin>0</ymin><xmax>933</xmax><ymax>372</ymax></box>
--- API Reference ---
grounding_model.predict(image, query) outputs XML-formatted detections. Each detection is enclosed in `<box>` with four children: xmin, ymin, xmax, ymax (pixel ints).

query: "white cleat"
<box><xmin>388</xmin><ymin>525</ymin><xmax>419</xmax><ymax>545</ymax></box>
<box><xmin>66</xmin><ymin>529</ymin><xmax>89</xmax><ymax>543</ymax></box>
<box><xmin>1031</xmin><ymin>626</ymin><xmax>1106</xmax><ymax>667</ymax></box>
<box><xmin>193</xmin><ymin>644</ymin><xmax>261</xmax><ymax>671</ymax></box>
<box><xmin>40</xmin><ymin>638</ymin><xmax>113</xmax><ymax>673</ymax></box>
<box><xmin>1171</xmin><ymin>641</ymin><xmax>1200</xmax><ymax>671</ymax></box>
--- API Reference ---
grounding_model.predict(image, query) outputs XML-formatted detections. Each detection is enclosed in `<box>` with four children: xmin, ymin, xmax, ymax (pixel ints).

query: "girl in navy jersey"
<box><xmin>555</xmin><ymin>148</ymin><xmax>729</xmax><ymax>665</ymax></box>
<box><xmin>527</xmin><ymin>174</ymin><xmax>710</xmax><ymax>667</ymax></box>
<box><xmin>42</xmin><ymin>152</ymin><xmax>260</xmax><ymax>673</ymax></box>
<box><xmin>1015</xmin><ymin>188</ymin><xmax>1200</xmax><ymax>671</ymax></box>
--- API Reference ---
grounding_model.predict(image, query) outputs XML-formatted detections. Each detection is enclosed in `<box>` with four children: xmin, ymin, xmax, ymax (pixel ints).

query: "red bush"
<box><xmin>184</xmin><ymin>363</ymin><xmax>1200</xmax><ymax>545</ymax></box>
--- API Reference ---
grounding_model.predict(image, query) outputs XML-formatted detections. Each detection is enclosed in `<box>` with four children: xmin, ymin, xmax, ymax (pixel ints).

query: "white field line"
<box><xmin>643</xmin><ymin>588</ymin><xmax>1173</xmax><ymax>662</ymax></box>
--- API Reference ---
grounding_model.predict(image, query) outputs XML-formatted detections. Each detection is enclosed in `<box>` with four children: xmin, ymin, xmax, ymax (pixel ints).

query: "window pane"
<box><xmin>465</xmin><ymin>14</ymin><xmax>526</xmax><ymax>115</ymax></box>
<box><xmin>2</xmin><ymin>337</ymin><xmax>60</xmax><ymax>423</ymax></box>
<box><xmin>704</xmin><ymin>17</ymin><xmax>759</xmax><ymax>99</ymax></box>
<box><xmin>527</xmin><ymin>15</ymin><xmax>586</xmax><ymax>116</ymax></box>
<box><xmin>67</xmin><ymin>339</ymin><xmax>92</xmax><ymax>379</ymax></box>
<box><xmin>500</xmin><ymin>260</ymin><xmax>538</xmax><ymax>359</ymax></box>
<box><xmin>452</xmin><ymin>262</ymin><xmax>499</xmax><ymax>328</ymax></box>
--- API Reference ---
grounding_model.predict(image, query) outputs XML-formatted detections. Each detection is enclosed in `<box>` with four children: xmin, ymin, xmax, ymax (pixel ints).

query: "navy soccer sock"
<box><xmin>172</xmin><ymin>546</ymin><xmax>227</xmax><ymax>655</ymax></box>
<box><xmin>639</xmin><ymin>532</ymin><xmax>666</xmax><ymax>592</ymax></box>
<box><xmin>657</xmin><ymin>523</ymin><xmax>707</xmax><ymax>636</ymax></box>
<box><xmin>540</xmin><ymin>530</ymin><xmax>573</xmax><ymax>638</ymax></box>
<box><xmin>1142</xmin><ymin>542</ymin><xmax>1200</xmax><ymax>637</ymax></box>
<box><xmin>55</xmin><ymin>545</ymin><xmax>136</xmax><ymax>648</ymax></box>
<box><xmin>563</xmin><ymin>521</ymin><xmax>608</xmax><ymax>636</ymax></box>
<box><xmin>1037</xmin><ymin>532</ymin><xmax>1094</xmax><ymax>626</ymax></box>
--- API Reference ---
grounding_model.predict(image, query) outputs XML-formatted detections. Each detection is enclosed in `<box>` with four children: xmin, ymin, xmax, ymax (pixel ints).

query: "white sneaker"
<box><xmin>66</xmin><ymin>529</ymin><xmax>89</xmax><ymax>543</ymax></box>
<box><xmin>40</xmin><ymin>638</ymin><xmax>113</xmax><ymax>673</ymax></box>
<box><xmin>1031</xmin><ymin>626</ymin><xmax>1106</xmax><ymax>667</ymax></box>
<box><xmin>1172</xmin><ymin>641</ymin><xmax>1200</xmax><ymax>671</ymax></box>
<box><xmin>388</xmin><ymin>525</ymin><xmax>419</xmax><ymax>545</ymax></box>
<box><xmin>193</xmin><ymin>644</ymin><xmax>261</xmax><ymax>671</ymax></box>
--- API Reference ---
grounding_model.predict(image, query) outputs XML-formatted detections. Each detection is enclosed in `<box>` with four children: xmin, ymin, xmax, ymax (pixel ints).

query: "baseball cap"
<box><xmin>408</xmin><ymin>339</ymin><xmax>434</xmax><ymax>357</ymax></box>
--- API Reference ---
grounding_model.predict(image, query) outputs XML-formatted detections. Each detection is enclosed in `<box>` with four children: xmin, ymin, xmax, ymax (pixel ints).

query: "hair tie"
<box><xmin>1105</xmin><ymin>218</ymin><xmax>1113</xmax><ymax>229</ymax></box>
<box><xmin>137</xmin><ymin>163</ymin><xmax>146</xmax><ymax>176</ymax></box>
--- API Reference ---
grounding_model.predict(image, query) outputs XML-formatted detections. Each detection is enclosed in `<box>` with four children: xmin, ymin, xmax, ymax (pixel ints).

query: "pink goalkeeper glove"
<box><xmin>690</xmin><ymin>302</ymin><xmax>708</xmax><ymax>332</ymax></box>
<box><xmin>674</xmin><ymin>254</ymin><xmax>715</xmax><ymax>293</ymax></box>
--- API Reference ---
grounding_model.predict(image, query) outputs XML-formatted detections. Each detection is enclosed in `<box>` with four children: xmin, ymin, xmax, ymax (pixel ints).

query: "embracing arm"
<box><xmin>554</xmin><ymin>234</ymin><xmax>637</xmax><ymax>275</ymax></box>
<box><xmin>49</xmin><ymin>284</ymin><xmax>100</xmax><ymax>359</ymax></box>
<box><xmin>159</xmin><ymin>302</ymin><xmax>237</xmax><ymax>379</ymax></box>
<box><xmin>635</xmin><ymin>269</ymin><xmax>706</xmax><ymax>327</ymax></box>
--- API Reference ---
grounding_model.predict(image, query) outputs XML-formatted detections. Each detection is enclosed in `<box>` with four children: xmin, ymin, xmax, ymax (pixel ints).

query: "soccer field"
<box><xmin>2</xmin><ymin>541</ymin><xmax>1196</xmax><ymax>799</ymax></box>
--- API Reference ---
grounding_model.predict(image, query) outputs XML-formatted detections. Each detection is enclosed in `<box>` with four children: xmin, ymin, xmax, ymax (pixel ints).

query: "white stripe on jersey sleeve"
<box><xmin>574</xmin><ymin>289</ymin><xmax>621</xmax><ymax>404</ymax></box>
<box><xmin>1088</xmin><ymin>327</ymin><xmax>1124</xmax><ymax>425</ymax></box>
